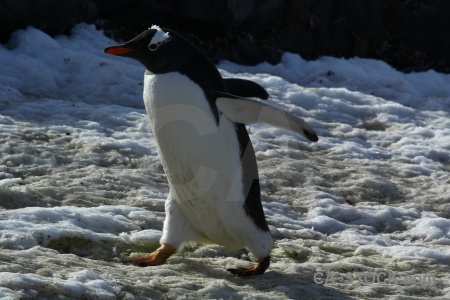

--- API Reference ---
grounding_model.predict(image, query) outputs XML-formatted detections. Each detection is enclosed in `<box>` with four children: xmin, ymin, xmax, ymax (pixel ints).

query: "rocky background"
<box><xmin>1</xmin><ymin>0</ymin><xmax>449</xmax><ymax>73</ymax></box>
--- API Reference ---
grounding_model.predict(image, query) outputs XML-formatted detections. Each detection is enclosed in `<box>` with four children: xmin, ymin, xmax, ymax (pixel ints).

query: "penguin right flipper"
<box><xmin>223</xmin><ymin>78</ymin><xmax>269</xmax><ymax>100</ymax></box>
<box><xmin>216</xmin><ymin>92</ymin><xmax>319</xmax><ymax>142</ymax></box>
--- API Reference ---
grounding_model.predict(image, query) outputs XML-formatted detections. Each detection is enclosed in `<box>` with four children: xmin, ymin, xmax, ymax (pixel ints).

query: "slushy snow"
<box><xmin>0</xmin><ymin>24</ymin><xmax>449</xmax><ymax>299</ymax></box>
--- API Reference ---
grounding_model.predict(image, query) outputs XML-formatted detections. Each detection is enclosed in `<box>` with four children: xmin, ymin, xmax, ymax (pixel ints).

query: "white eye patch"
<box><xmin>148</xmin><ymin>25</ymin><xmax>170</xmax><ymax>50</ymax></box>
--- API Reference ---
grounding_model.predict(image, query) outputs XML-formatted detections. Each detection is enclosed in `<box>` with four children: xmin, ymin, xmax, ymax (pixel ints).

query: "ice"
<box><xmin>0</xmin><ymin>206</ymin><xmax>145</xmax><ymax>250</ymax></box>
<box><xmin>0</xmin><ymin>178</ymin><xmax>22</xmax><ymax>188</ymax></box>
<box><xmin>0</xmin><ymin>269</ymin><xmax>122</xmax><ymax>299</ymax></box>
<box><xmin>0</xmin><ymin>24</ymin><xmax>449</xmax><ymax>298</ymax></box>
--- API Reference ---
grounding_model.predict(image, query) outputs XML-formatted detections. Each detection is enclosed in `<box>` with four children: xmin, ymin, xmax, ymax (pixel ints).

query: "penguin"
<box><xmin>104</xmin><ymin>25</ymin><xmax>318</xmax><ymax>276</ymax></box>
<box><xmin>223</xmin><ymin>78</ymin><xmax>269</xmax><ymax>100</ymax></box>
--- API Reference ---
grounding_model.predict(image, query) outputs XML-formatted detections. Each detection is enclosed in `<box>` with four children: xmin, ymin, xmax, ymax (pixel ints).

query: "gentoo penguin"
<box><xmin>104</xmin><ymin>25</ymin><xmax>318</xmax><ymax>276</ymax></box>
<box><xmin>223</xmin><ymin>78</ymin><xmax>269</xmax><ymax>100</ymax></box>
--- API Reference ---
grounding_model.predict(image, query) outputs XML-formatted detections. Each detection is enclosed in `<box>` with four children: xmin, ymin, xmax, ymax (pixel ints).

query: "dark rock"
<box><xmin>0</xmin><ymin>0</ymin><xmax>97</xmax><ymax>43</ymax></box>
<box><xmin>93</xmin><ymin>0</ymin><xmax>171</xmax><ymax>32</ymax></box>
<box><xmin>383</xmin><ymin>0</ymin><xmax>450</xmax><ymax>72</ymax></box>
<box><xmin>169</xmin><ymin>0</ymin><xmax>233</xmax><ymax>34</ymax></box>
<box><xmin>0</xmin><ymin>0</ymin><xmax>449</xmax><ymax>73</ymax></box>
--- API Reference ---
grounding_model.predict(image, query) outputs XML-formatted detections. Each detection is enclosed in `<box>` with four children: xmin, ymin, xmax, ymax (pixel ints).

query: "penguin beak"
<box><xmin>104</xmin><ymin>46</ymin><xmax>134</xmax><ymax>56</ymax></box>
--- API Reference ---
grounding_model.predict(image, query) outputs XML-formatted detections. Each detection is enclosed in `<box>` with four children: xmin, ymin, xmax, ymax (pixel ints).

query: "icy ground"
<box><xmin>0</xmin><ymin>24</ymin><xmax>449</xmax><ymax>299</ymax></box>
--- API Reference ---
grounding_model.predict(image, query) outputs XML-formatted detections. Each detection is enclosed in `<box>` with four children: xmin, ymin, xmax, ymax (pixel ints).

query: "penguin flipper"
<box><xmin>216</xmin><ymin>92</ymin><xmax>319</xmax><ymax>142</ymax></box>
<box><xmin>223</xmin><ymin>78</ymin><xmax>269</xmax><ymax>100</ymax></box>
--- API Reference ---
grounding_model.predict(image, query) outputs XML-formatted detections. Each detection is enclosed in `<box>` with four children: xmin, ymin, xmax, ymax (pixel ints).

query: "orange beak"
<box><xmin>104</xmin><ymin>46</ymin><xmax>134</xmax><ymax>56</ymax></box>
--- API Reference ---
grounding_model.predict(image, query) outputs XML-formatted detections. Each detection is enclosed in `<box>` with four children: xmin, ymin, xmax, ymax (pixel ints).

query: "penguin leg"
<box><xmin>129</xmin><ymin>243</ymin><xmax>177</xmax><ymax>267</ymax></box>
<box><xmin>130</xmin><ymin>192</ymin><xmax>203</xmax><ymax>267</ymax></box>
<box><xmin>227</xmin><ymin>256</ymin><xmax>270</xmax><ymax>276</ymax></box>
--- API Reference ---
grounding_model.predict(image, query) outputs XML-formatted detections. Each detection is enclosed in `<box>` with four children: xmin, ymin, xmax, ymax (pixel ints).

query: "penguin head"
<box><xmin>104</xmin><ymin>25</ymin><xmax>189</xmax><ymax>74</ymax></box>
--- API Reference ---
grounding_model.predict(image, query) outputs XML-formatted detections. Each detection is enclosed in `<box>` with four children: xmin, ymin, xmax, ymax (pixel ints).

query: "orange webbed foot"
<box><xmin>129</xmin><ymin>244</ymin><xmax>177</xmax><ymax>267</ymax></box>
<box><xmin>227</xmin><ymin>256</ymin><xmax>270</xmax><ymax>276</ymax></box>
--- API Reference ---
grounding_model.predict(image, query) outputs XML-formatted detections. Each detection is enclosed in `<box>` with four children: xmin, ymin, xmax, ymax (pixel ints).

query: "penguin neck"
<box><xmin>181</xmin><ymin>54</ymin><xmax>226</xmax><ymax>92</ymax></box>
<box><xmin>186</xmin><ymin>59</ymin><xmax>224</xmax><ymax>91</ymax></box>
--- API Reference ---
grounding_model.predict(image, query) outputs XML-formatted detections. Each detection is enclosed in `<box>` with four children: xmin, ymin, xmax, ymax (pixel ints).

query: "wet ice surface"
<box><xmin>0</xmin><ymin>24</ymin><xmax>449</xmax><ymax>299</ymax></box>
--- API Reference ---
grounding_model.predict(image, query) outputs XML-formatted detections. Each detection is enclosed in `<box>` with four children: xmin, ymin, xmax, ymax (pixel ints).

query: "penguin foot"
<box><xmin>129</xmin><ymin>244</ymin><xmax>177</xmax><ymax>267</ymax></box>
<box><xmin>227</xmin><ymin>256</ymin><xmax>270</xmax><ymax>277</ymax></box>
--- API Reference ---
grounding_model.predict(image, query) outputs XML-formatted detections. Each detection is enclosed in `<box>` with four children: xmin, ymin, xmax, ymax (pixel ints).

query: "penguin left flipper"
<box><xmin>223</xmin><ymin>78</ymin><xmax>269</xmax><ymax>100</ymax></box>
<box><xmin>216</xmin><ymin>92</ymin><xmax>319</xmax><ymax>142</ymax></box>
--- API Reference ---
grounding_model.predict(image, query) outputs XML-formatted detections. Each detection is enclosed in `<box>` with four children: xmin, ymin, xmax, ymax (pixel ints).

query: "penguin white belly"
<box><xmin>143</xmin><ymin>72</ymin><xmax>268</xmax><ymax>251</ymax></box>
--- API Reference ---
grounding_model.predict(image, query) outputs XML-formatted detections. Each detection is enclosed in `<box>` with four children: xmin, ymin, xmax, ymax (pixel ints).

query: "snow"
<box><xmin>0</xmin><ymin>23</ymin><xmax>449</xmax><ymax>299</ymax></box>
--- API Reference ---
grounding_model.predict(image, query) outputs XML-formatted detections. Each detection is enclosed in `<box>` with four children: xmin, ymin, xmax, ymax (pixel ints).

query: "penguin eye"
<box><xmin>149</xmin><ymin>43</ymin><xmax>159</xmax><ymax>51</ymax></box>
